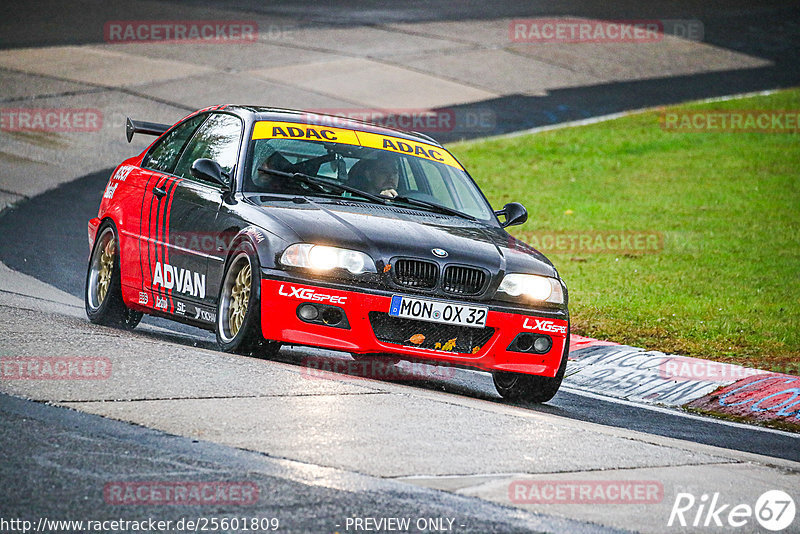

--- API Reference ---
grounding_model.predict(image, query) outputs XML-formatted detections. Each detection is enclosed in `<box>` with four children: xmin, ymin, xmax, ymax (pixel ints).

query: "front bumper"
<box><xmin>260</xmin><ymin>278</ymin><xmax>568</xmax><ymax>377</ymax></box>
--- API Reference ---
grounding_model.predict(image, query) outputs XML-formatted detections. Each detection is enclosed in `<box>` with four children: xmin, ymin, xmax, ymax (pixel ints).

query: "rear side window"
<box><xmin>142</xmin><ymin>114</ymin><xmax>207</xmax><ymax>174</ymax></box>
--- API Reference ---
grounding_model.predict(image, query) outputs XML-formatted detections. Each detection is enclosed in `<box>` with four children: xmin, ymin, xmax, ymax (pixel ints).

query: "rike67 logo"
<box><xmin>668</xmin><ymin>490</ymin><xmax>795</xmax><ymax>531</ymax></box>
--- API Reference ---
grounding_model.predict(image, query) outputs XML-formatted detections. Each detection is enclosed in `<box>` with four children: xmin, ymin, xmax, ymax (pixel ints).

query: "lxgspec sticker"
<box><xmin>523</xmin><ymin>318</ymin><xmax>567</xmax><ymax>334</ymax></box>
<box><xmin>278</xmin><ymin>284</ymin><xmax>347</xmax><ymax>304</ymax></box>
<box><xmin>152</xmin><ymin>262</ymin><xmax>206</xmax><ymax>299</ymax></box>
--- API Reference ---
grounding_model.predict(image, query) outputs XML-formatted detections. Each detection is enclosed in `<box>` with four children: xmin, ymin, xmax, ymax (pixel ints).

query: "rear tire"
<box><xmin>85</xmin><ymin>222</ymin><xmax>143</xmax><ymax>329</ymax></box>
<box><xmin>216</xmin><ymin>240</ymin><xmax>280</xmax><ymax>358</ymax></box>
<box><xmin>493</xmin><ymin>330</ymin><xmax>569</xmax><ymax>403</ymax></box>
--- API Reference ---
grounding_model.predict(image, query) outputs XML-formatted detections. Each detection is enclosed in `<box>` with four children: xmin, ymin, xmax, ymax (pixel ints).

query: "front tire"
<box><xmin>493</xmin><ymin>332</ymin><xmax>569</xmax><ymax>403</ymax></box>
<box><xmin>85</xmin><ymin>222</ymin><xmax>143</xmax><ymax>329</ymax></box>
<box><xmin>216</xmin><ymin>241</ymin><xmax>280</xmax><ymax>358</ymax></box>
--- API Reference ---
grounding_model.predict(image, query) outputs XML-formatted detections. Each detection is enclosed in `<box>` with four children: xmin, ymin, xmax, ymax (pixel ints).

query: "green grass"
<box><xmin>448</xmin><ymin>89</ymin><xmax>800</xmax><ymax>371</ymax></box>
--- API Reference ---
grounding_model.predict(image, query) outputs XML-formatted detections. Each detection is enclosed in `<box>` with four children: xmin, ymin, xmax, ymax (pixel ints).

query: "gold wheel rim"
<box><xmin>228</xmin><ymin>261</ymin><xmax>251</xmax><ymax>338</ymax></box>
<box><xmin>96</xmin><ymin>237</ymin><xmax>114</xmax><ymax>305</ymax></box>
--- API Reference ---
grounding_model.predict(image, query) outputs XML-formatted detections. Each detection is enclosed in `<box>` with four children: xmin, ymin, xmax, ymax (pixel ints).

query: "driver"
<box><xmin>361</xmin><ymin>154</ymin><xmax>399</xmax><ymax>198</ymax></box>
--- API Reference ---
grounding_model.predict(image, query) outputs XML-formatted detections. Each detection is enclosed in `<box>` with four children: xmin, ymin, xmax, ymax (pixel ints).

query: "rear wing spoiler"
<box><xmin>126</xmin><ymin>117</ymin><xmax>170</xmax><ymax>143</ymax></box>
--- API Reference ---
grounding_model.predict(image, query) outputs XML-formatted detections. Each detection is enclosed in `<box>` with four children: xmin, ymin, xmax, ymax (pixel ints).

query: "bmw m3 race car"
<box><xmin>85</xmin><ymin>105</ymin><xmax>569</xmax><ymax>402</ymax></box>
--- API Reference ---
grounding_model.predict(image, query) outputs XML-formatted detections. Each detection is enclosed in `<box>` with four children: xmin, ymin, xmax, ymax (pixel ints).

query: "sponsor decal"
<box><xmin>104</xmin><ymin>20</ymin><xmax>258</xmax><ymax>44</ymax></box>
<box><xmin>112</xmin><ymin>165</ymin><xmax>134</xmax><ymax>182</ymax></box>
<box><xmin>252</xmin><ymin>121</ymin><xmax>359</xmax><ymax>145</ymax></box>
<box><xmin>660</xmin><ymin>110</ymin><xmax>800</xmax><ymax>133</ymax></box>
<box><xmin>175</xmin><ymin>301</ymin><xmax>186</xmax><ymax>314</ymax></box>
<box><xmin>523</xmin><ymin>318</ymin><xmax>567</xmax><ymax>334</ymax></box>
<box><xmin>359</xmin><ymin>131</ymin><xmax>458</xmax><ymax>168</ymax></box>
<box><xmin>1</xmin><ymin>357</ymin><xmax>112</xmax><ymax>380</ymax></box>
<box><xmin>103</xmin><ymin>183</ymin><xmax>118</xmax><ymax>200</ymax></box>
<box><xmin>138</xmin><ymin>292</ymin><xmax>149</xmax><ymax>305</ymax></box>
<box><xmin>509</xmin><ymin>480</ymin><xmax>663</xmax><ymax>504</ymax></box>
<box><xmin>155</xmin><ymin>295</ymin><xmax>168</xmax><ymax>309</ymax></box>
<box><xmin>243</xmin><ymin>228</ymin><xmax>265</xmax><ymax>244</ymax></box>
<box><xmin>251</xmin><ymin>121</ymin><xmax>463</xmax><ymax>170</ymax></box>
<box><xmin>278</xmin><ymin>284</ymin><xmax>347</xmax><ymax>304</ymax></box>
<box><xmin>0</xmin><ymin>108</ymin><xmax>103</xmax><ymax>132</ymax></box>
<box><xmin>152</xmin><ymin>261</ymin><xmax>206</xmax><ymax>299</ymax></box>
<box><xmin>103</xmin><ymin>481</ymin><xmax>259</xmax><ymax>505</ymax></box>
<box><xmin>193</xmin><ymin>307</ymin><xmax>215</xmax><ymax>322</ymax></box>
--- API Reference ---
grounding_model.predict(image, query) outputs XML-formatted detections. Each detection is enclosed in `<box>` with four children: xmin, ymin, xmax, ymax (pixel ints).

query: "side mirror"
<box><xmin>190</xmin><ymin>158</ymin><xmax>228</xmax><ymax>187</ymax></box>
<box><xmin>495</xmin><ymin>202</ymin><xmax>528</xmax><ymax>228</ymax></box>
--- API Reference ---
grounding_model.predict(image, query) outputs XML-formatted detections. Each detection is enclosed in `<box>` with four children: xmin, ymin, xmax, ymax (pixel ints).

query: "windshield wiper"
<box><xmin>390</xmin><ymin>195</ymin><xmax>476</xmax><ymax>221</ymax></box>
<box><xmin>259</xmin><ymin>169</ymin><xmax>388</xmax><ymax>205</ymax></box>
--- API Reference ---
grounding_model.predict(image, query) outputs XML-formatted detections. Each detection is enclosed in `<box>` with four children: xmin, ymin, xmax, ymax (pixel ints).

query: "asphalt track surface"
<box><xmin>1</xmin><ymin>393</ymin><xmax>616</xmax><ymax>534</ymax></box>
<box><xmin>1</xmin><ymin>2</ymin><xmax>799</xmax><ymax>532</ymax></box>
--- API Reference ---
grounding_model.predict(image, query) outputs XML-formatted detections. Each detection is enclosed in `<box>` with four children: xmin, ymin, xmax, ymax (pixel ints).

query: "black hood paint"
<box><xmin>242</xmin><ymin>195</ymin><xmax>557</xmax><ymax>280</ymax></box>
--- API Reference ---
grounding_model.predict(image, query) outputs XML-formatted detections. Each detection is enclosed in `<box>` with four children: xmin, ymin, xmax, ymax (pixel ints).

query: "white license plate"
<box><xmin>388</xmin><ymin>295</ymin><xmax>488</xmax><ymax>328</ymax></box>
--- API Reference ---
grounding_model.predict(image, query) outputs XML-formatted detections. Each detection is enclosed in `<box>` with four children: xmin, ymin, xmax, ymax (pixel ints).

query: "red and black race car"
<box><xmin>86</xmin><ymin>105</ymin><xmax>569</xmax><ymax>402</ymax></box>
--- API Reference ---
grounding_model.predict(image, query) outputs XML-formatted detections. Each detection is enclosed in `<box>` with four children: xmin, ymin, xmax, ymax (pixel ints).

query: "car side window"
<box><xmin>173</xmin><ymin>114</ymin><xmax>243</xmax><ymax>185</ymax></box>
<box><xmin>142</xmin><ymin>114</ymin><xmax>207</xmax><ymax>174</ymax></box>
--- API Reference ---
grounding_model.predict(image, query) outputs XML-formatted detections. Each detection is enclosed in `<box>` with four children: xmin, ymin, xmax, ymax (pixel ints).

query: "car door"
<box><xmin>145</xmin><ymin>113</ymin><xmax>243</xmax><ymax>323</ymax></box>
<box><xmin>134</xmin><ymin>113</ymin><xmax>208</xmax><ymax>308</ymax></box>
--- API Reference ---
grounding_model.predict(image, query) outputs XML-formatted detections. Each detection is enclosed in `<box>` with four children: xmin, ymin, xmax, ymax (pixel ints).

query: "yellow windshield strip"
<box><xmin>251</xmin><ymin>121</ymin><xmax>462</xmax><ymax>170</ymax></box>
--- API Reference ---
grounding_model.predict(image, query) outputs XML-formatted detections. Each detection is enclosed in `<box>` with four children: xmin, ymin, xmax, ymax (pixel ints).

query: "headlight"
<box><xmin>497</xmin><ymin>273</ymin><xmax>564</xmax><ymax>304</ymax></box>
<box><xmin>280</xmin><ymin>244</ymin><xmax>376</xmax><ymax>274</ymax></box>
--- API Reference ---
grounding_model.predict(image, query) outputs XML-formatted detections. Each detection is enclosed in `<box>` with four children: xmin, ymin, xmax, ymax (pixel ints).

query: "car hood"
<box><xmin>244</xmin><ymin>195</ymin><xmax>558</xmax><ymax>279</ymax></box>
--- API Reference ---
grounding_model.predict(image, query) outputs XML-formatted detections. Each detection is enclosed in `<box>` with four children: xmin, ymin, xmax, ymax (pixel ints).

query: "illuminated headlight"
<box><xmin>281</xmin><ymin>244</ymin><xmax>376</xmax><ymax>274</ymax></box>
<box><xmin>497</xmin><ymin>273</ymin><xmax>564</xmax><ymax>304</ymax></box>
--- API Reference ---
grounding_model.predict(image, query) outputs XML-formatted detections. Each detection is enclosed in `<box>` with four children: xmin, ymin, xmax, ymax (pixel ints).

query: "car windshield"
<box><xmin>244</xmin><ymin>129</ymin><xmax>494</xmax><ymax>221</ymax></box>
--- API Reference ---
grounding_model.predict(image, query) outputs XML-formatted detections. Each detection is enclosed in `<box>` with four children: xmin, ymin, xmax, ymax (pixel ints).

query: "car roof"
<box><xmin>220</xmin><ymin>105</ymin><xmax>443</xmax><ymax>147</ymax></box>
